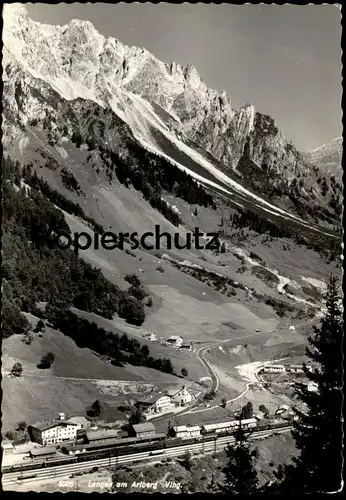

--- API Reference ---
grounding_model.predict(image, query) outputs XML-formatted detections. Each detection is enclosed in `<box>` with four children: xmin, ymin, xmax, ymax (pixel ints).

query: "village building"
<box><xmin>30</xmin><ymin>446</ymin><xmax>57</xmax><ymax>458</ymax></box>
<box><xmin>275</xmin><ymin>404</ymin><xmax>290</xmax><ymax>416</ymax></box>
<box><xmin>91</xmin><ymin>399</ymin><xmax>128</xmax><ymax>423</ymax></box>
<box><xmin>288</xmin><ymin>365</ymin><xmax>304</xmax><ymax>374</ymax></box>
<box><xmin>144</xmin><ymin>332</ymin><xmax>157</xmax><ymax>342</ymax></box>
<box><xmin>29</xmin><ymin>413</ymin><xmax>82</xmax><ymax>445</ymax></box>
<box><xmin>180</xmin><ymin>343</ymin><xmax>192</xmax><ymax>351</ymax></box>
<box><xmin>262</xmin><ymin>364</ymin><xmax>285</xmax><ymax>374</ymax></box>
<box><xmin>165</xmin><ymin>386</ymin><xmax>194</xmax><ymax>407</ymax></box>
<box><xmin>85</xmin><ymin>429</ymin><xmax>122</xmax><ymax>444</ymax></box>
<box><xmin>2</xmin><ymin>443</ymin><xmax>14</xmax><ymax>454</ymax></box>
<box><xmin>308</xmin><ymin>381</ymin><xmax>318</xmax><ymax>392</ymax></box>
<box><xmin>167</xmin><ymin>336</ymin><xmax>184</xmax><ymax>348</ymax></box>
<box><xmin>135</xmin><ymin>393</ymin><xmax>173</xmax><ymax>415</ymax></box>
<box><xmin>255</xmin><ymin>411</ymin><xmax>265</xmax><ymax>421</ymax></box>
<box><xmin>129</xmin><ymin>422</ymin><xmax>156</xmax><ymax>438</ymax></box>
<box><xmin>170</xmin><ymin>425</ymin><xmax>201</xmax><ymax>439</ymax></box>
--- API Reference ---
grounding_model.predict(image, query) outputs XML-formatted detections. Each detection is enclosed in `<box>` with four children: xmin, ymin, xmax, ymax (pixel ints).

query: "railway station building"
<box><xmin>29</xmin><ymin>415</ymin><xmax>82</xmax><ymax>445</ymax></box>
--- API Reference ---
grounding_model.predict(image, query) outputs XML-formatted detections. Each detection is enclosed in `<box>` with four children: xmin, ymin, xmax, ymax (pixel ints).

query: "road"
<box><xmin>196</xmin><ymin>343</ymin><xmax>220</xmax><ymax>392</ymax></box>
<box><xmin>196</xmin><ymin>331</ymin><xmax>266</xmax><ymax>394</ymax></box>
<box><xmin>2</xmin><ymin>426</ymin><xmax>292</xmax><ymax>489</ymax></box>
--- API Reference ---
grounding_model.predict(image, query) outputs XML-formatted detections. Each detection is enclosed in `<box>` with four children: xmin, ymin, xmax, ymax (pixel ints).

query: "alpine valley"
<box><xmin>1</xmin><ymin>4</ymin><xmax>343</xmax><ymax>490</ymax></box>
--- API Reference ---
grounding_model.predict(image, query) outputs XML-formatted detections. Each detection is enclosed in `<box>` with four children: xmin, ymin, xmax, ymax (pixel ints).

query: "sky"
<box><xmin>25</xmin><ymin>3</ymin><xmax>342</xmax><ymax>152</ymax></box>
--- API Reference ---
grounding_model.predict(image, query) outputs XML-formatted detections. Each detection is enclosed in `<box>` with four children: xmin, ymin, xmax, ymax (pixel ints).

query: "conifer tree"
<box><xmin>221</xmin><ymin>424</ymin><xmax>259</xmax><ymax>494</ymax></box>
<box><xmin>277</xmin><ymin>276</ymin><xmax>343</xmax><ymax>493</ymax></box>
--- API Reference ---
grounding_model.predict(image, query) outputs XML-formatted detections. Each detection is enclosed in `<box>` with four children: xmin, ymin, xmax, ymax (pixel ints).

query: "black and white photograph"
<box><xmin>1</xmin><ymin>2</ymin><xmax>343</xmax><ymax>494</ymax></box>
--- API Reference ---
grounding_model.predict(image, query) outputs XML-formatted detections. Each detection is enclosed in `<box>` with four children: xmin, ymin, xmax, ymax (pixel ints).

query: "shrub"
<box><xmin>17</xmin><ymin>421</ymin><xmax>27</xmax><ymax>432</ymax></box>
<box><xmin>128</xmin><ymin>285</ymin><xmax>146</xmax><ymax>301</ymax></box>
<box><xmin>11</xmin><ymin>362</ymin><xmax>23</xmax><ymax>377</ymax></box>
<box><xmin>124</xmin><ymin>274</ymin><xmax>142</xmax><ymax>288</ymax></box>
<box><xmin>34</xmin><ymin>319</ymin><xmax>45</xmax><ymax>333</ymax></box>
<box><xmin>39</xmin><ymin>352</ymin><xmax>55</xmax><ymax>369</ymax></box>
<box><xmin>118</xmin><ymin>296</ymin><xmax>146</xmax><ymax>326</ymax></box>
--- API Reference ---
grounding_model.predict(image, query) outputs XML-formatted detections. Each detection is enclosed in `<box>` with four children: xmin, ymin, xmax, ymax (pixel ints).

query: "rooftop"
<box><xmin>2</xmin><ymin>443</ymin><xmax>14</xmax><ymax>449</ymax></box>
<box><xmin>240</xmin><ymin>418</ymin><xmax>257</xmax><ymax>424</ymax></box>
<box><xmin>31</xmin><ymin>419</ymin><xmax>78</xmax><ymax>431</ymax></box>
<box><xmin>132</xmin><ymin>422</ymin><xmax>156</xmax><ymax>433</ymax></box>
<box><xmin>167</xmin><ymin>336</ymin><xmax>183</xmax><ymax>341</ymax></box>
<box><xmin>202</xmin><ymin>421</ymin><xmax>235</xmax><ymax>430</ymax></box>
<box><xmin>174</xmin><ymin>425</ymin><xmax>200</xmax><ymax>432</ymax></box>
<box><xmin>165</xmin><ymin>386</ymin><xmax>185</xmax><ymax>397</ymax></box>
<box><xmin>86</xmin><ymin>429</ymin><xmax>121</xmax><ymax>441</ymax></box>
<box><xmin>264</xmin><ymin>364</ymin><xmax>285</xmax><ymax>369</ymax></box>
<box><xmin>136</xmin><ymin>393</ymin><xmax>167</xmax><ymax>404</ymax></box>
<box><xmin>255</xmin><ymin>411</ymin><xmax>265</xmax><ymax>419</ymax></box>
<box><xmin>30</xmin><ymin>446</ymin><xmax>57</xmax><ymax>456</ymax></box>
<box><xmin>100</xmin><ymin>398</ymin><xmax>119</xmax><ymax>408</ymax></box>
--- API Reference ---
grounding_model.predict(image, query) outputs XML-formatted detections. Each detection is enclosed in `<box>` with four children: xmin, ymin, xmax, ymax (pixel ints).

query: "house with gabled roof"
<box><xmin>135</xmin><ymin>393</ymin><xmax>173</xmax><ymax>415</ymax></box>
<box><xmin>29</xmin><ymin>415</ymin><xmax>81</xmax><ymax>445</ymax></box>
<box><xmin>167</xmin><ymin>336</ymin><xmax>184</xmax><ymax>347</ymax></box>
<box><xmin>165</xmin><ymin>386</ymin><xmax>194</xmax><ymax>407</ymax></box>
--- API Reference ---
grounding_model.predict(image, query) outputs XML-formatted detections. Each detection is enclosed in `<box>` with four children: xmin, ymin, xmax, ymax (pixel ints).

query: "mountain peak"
<box><xmin>309</xmin><ymin>136</ymin><xmax>342</xmax><ymax>154</ymax></box>
<box><xmin>3</xmin><ymin>2</ymin><xmax>28</xmax><ymax>18</ymax></box>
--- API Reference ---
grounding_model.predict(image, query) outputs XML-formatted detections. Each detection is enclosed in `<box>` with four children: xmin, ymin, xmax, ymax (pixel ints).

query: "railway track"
<box><xmin>2</xmin><ymin>426</ymin><xmax>292</xmax><ymax>489</ymax></box>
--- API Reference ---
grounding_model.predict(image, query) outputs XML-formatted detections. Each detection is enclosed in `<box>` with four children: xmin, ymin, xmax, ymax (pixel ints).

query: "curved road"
<box><xmin>196</xmin><ymin>331</ymin><xmax>265</xmax><ymax>394</ymax></box>
<box><xmin>196</xmin><ymin>343</ymin><xmax>219</xmax><ymax>392</ymax></box>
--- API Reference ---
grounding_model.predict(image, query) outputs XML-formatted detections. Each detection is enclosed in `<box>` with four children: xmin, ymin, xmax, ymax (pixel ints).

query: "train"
<box><xmin>2</xmin><ymin>420</ymin><xmax>290</xmax><ymax>475</ymax></box>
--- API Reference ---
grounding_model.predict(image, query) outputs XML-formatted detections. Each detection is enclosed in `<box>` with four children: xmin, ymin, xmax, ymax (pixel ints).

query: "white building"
<box><xmin>241</xmin><ymin>418</ymin><xmax>258</xmax><ymax>429</ymax></box>
<box><xmin>308</xmin><ymin>382</ymin><xmax>318</xmax><ymax>392</ymax></box>
<box><xmin>172</xmin><ymin>425</ymin><xmax>201</xmax><ymax>439</ymax></box>
<box><xmin>263</xmin><ymin>364</ymin><xmax>285</xmax><ymax>374</ymax></box>
<box><xmin>136</xmin><ymin>394</ymin><xmax>173</xmax><ymax>415</ymax></box>
<box><xmin>167</xmin><ymin>336</ymin><xmax>184</xmax><ymax>348</ymax></box>
<box><xmin>30</xmin><ymin>415</ymin><xmax>81</xmax><ymax>445</ymax></box>
<box><xmin>2</xmin><ymin>443</ymin><xmax>14</xmax><ymax>454</ymax></box>
<box><xmin>202</xmin><ymin>420</ymin><xmax>240</xmax><ymax>434</ymax></box>
<box><xmin>288</xmin><ymin>365</ymin><xmax>304</xmax><ymax>374</ymax></box>
<box><xmin>144</xmin><ymin>332</ymin><xmax>157</xmax><ymax>342</ymax></box>
<box><xmin>166</xmin><ymin>386</ymin><xmax>194</xmax><ymax>407</ymax></box>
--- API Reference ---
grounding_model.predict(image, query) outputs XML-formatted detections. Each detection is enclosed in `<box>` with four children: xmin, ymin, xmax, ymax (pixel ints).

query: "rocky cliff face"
<box><xmin>2</xmin><ymin>4</ymin><xmax>341</xmax><ymax>229</ymax></box>
<box><xmin>303</xmin><ymin>138</ymin><xmax>343</xmax><ymax>181</ymax></box>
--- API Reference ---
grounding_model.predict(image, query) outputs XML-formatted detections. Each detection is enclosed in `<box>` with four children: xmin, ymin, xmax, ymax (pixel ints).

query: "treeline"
<box><xmin>2</xmin><ymin>157</ymin><xmax>146</xmax><ymax>338</ymax></box>
<box><xmin>119</xmin><ymin>142</ymin><xmax>216</xmax><ymax>209</ymax></box>
<box><xmin>104</xmin><ymin>146</ymin><xmax>215</xmax><ymax>226</ymax></box>
<box><xmin>72</xmin><ymin>133</ymin><xmax>216</xmax><ymax>227</ymax></box>
<box><xmin>22</xmin><ymin>164</ymin><xmax>104</xmax><ymax>233</ymax></box>
<box><xmin>230</xmin><ymin>208</ymin><xmax>340</xmax><ymax>261</ymax></box>
<box><xmin>44</xmin><ymin>307</ymin><xmax>174</xmax><ymax>373</ymax></box>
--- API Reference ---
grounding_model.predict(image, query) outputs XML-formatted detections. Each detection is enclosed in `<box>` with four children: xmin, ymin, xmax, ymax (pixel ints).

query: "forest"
<box><xmin>2</xmin><ymin>156</ymin><xmax>175</xmax><ymax>374</ymax></box>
